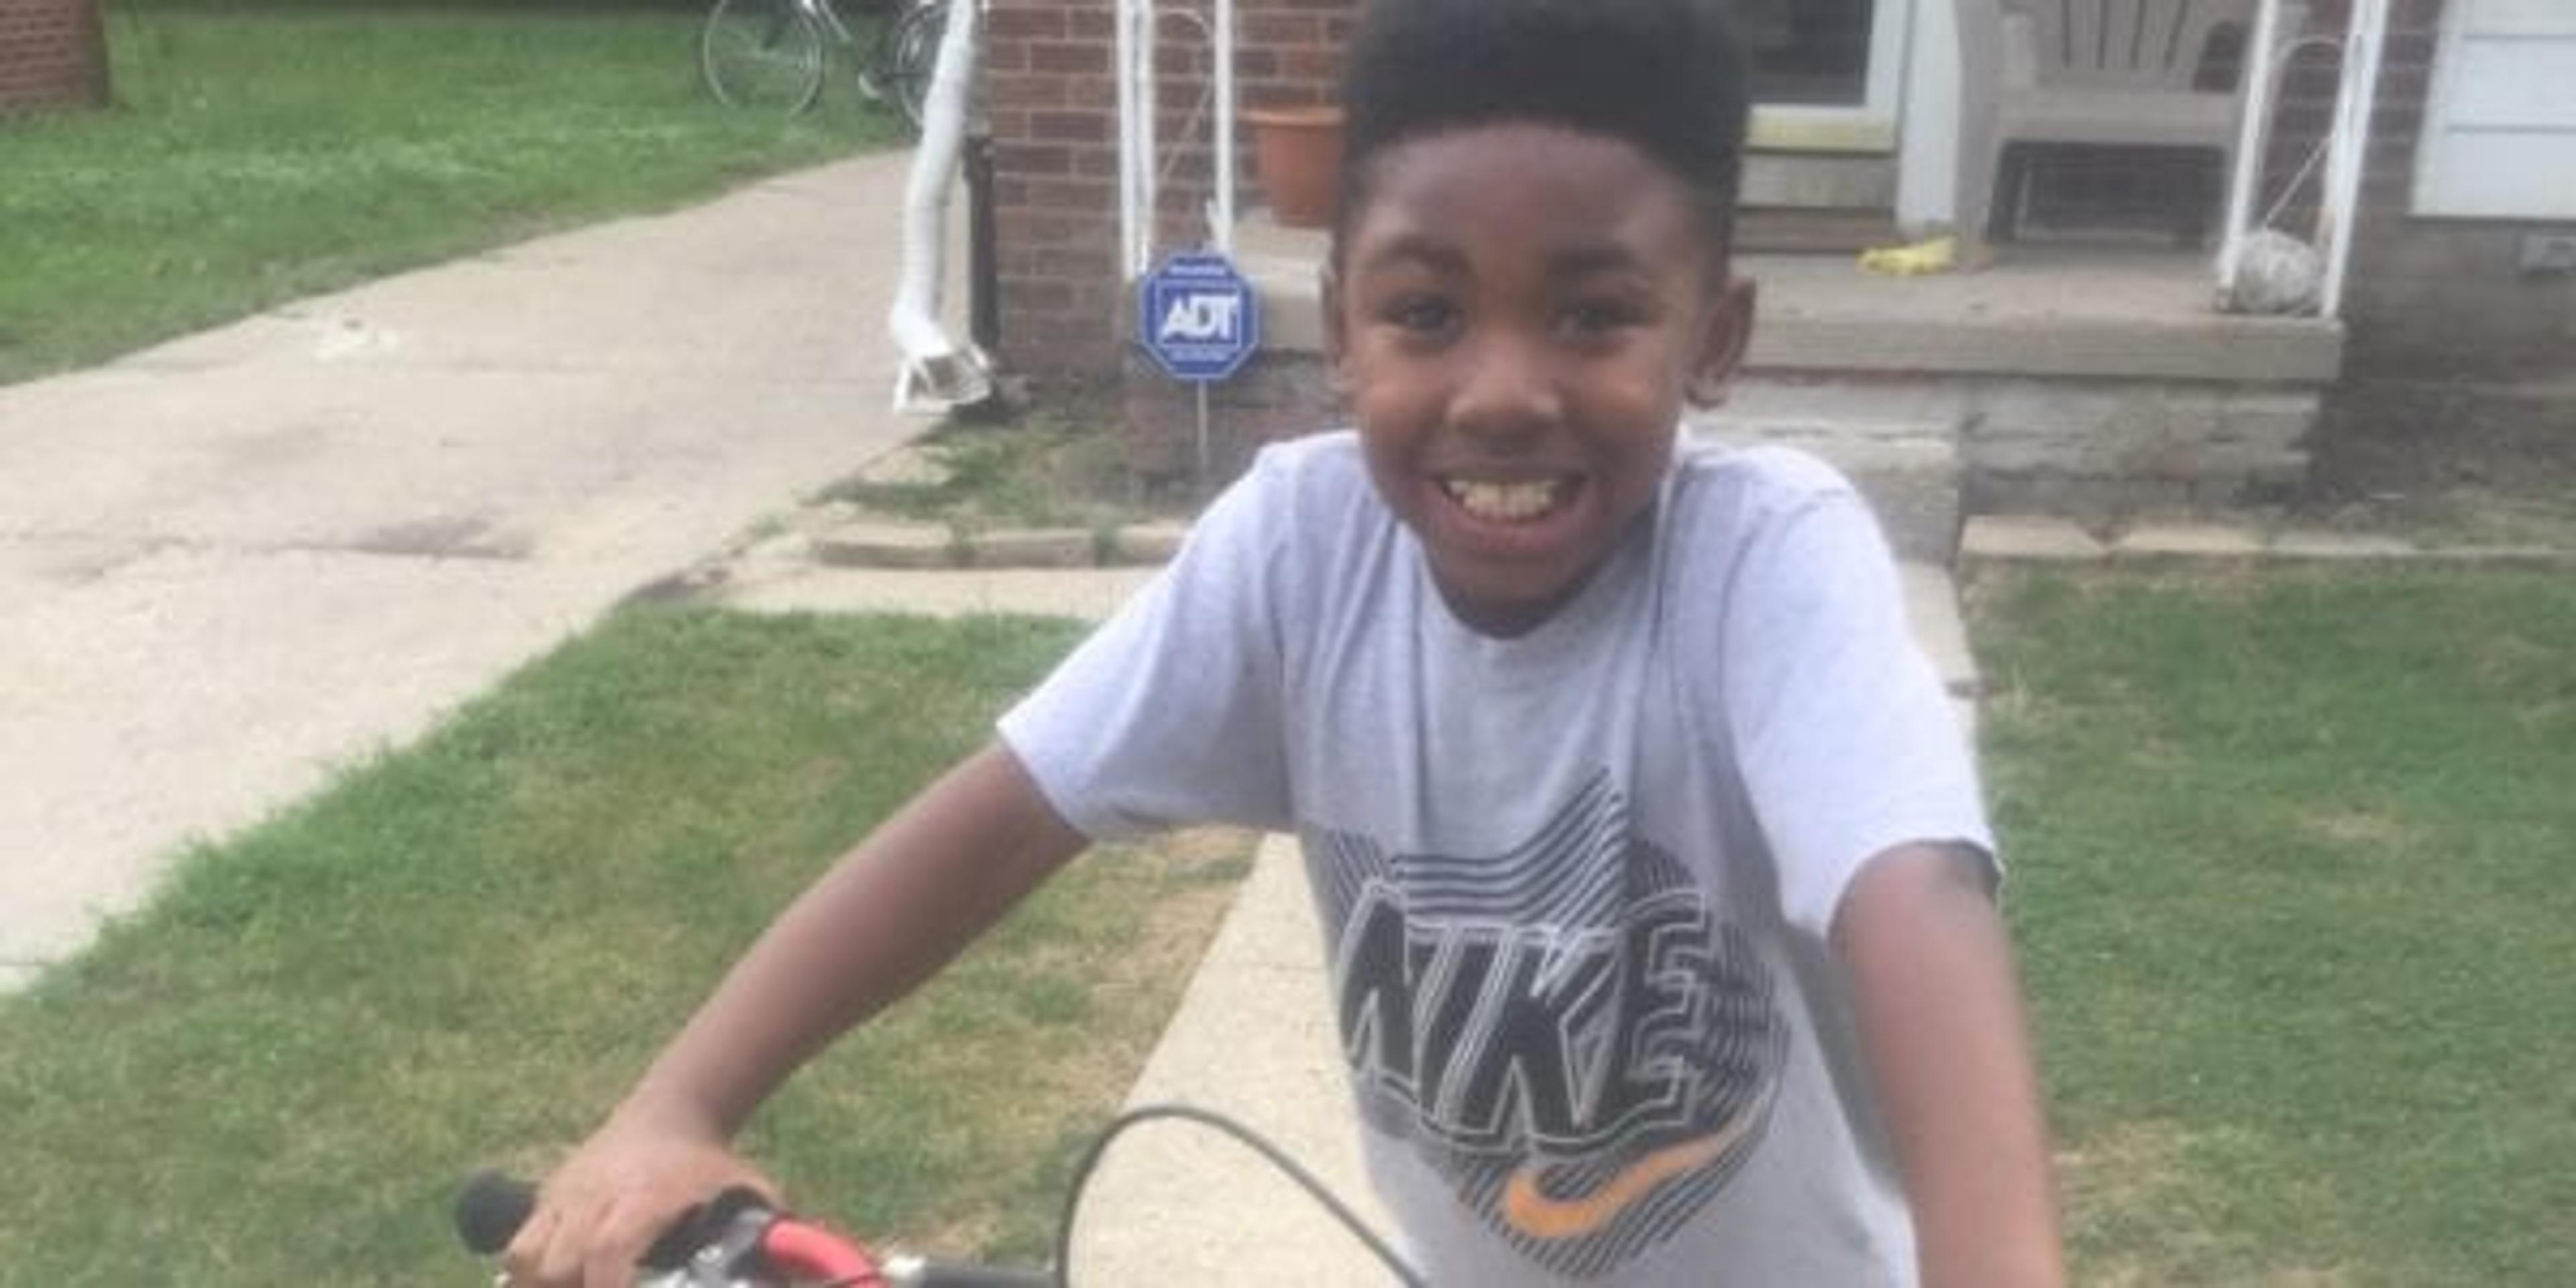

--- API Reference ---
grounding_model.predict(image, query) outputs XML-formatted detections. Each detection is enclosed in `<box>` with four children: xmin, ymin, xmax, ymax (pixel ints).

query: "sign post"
<box><xmin>1138</xmin><ymin>250</ymin><xmax>1261</xmax><ymax>494</ymax></box>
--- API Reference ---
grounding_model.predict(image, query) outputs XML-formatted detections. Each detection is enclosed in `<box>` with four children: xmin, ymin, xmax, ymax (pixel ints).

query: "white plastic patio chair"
<box><xmin>1953</xmin><ymin>0</ymin><xmax>2259</xmax><ymax>256</ymax></box>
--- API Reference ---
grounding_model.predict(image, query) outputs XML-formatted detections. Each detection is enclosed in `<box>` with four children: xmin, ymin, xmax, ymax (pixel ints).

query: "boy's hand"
<box><xmin>500</xmin><ymin>1110</ymin><xmax>781</xmax><ymax>1288</ymax></box>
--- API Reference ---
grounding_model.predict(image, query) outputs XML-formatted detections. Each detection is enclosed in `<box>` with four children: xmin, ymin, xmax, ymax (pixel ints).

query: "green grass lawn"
<box><xmin>0</xmin><ymin>1</ymin><xmax>904</xmax><ymax>384</ymax></box>
<box><xmin>1972</xmin><ymin>566</ymin><xmax>2576</xmax><ymax>1285</ymax></box>
<box><xmin>0</xmin><ymin>608</ymin><xmax>1252</xmax><ymax>1283</ymax></box>
<box><xmin>6</xmin><ymin>561</ymin><xmax>2565</xmax><ymax>1283</ymax></box>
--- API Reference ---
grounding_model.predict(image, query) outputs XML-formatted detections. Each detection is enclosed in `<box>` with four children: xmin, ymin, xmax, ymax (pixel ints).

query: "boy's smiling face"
<box><xmin>1326</xmin><ymin>122</ymin><xmax>1753</xmax><ymax>636</ymax></box>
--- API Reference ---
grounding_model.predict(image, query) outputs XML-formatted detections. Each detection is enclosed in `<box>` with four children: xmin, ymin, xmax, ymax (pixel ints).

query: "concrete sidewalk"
<box><xmin>0</xmin><ymin>152</ymin><xmax>933</xmax><ymax>989</ymax></box>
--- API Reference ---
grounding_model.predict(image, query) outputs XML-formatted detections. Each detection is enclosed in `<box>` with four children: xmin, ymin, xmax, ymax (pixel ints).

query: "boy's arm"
<box><xmin>506</xmin><ymin>742</ymin><xmax>1089</xmax><ymax>1287</ymax></box>
<box><xmin>1832</xmin><ymin>843</ymin><xmax>2066</xmax><ymax>1288</ymax></box>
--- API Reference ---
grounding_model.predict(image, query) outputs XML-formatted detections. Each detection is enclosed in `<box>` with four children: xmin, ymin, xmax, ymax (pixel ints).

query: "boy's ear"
<box><xmin>1686</xmin><ymin>274</ymin><xmax>1757</xmax><ymax>408</ymax></box>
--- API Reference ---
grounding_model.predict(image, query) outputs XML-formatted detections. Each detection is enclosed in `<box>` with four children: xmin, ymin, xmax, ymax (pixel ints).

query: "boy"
<box><xmin>507</xmin><ymin>0</ymin><xmax>2063</xmax><ymax>1283</ymax></box>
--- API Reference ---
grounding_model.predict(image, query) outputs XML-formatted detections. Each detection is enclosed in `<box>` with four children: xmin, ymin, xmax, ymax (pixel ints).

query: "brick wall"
<box><xmin>2338</xmin><ymin>0</ymin><xmax>2575</xmax><ymax>382</ymax></box>
<box><xmin>2265</xmin><ymin>0</ymin><xmax>2574</xmax><ymax>383</ymax></box>
<box><xmin>988</xmin><ymin>0</ymin><xmax>1356</xmax><ymax>378</ymax></box>
<box><xmin>985</xmin><ymin>1</ymin><xmax>1120</xmax><ymax>376</ymax></box>
<box><xmin>0</xmin><ymin>0</ymin><xmax>109</xmax><ymax>113</ymax></box>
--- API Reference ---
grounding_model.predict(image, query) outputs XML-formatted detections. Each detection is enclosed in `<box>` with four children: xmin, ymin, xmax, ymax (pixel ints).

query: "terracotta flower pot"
<box><xmin>1246</xmin><ymin>105</ymin><xmax>1346</xmax><ymax>229</ymax></box>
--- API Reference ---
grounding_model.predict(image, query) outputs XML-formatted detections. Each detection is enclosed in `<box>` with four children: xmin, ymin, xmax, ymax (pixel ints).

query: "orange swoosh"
<box><xmin>1501</xmin><ymin>1109</ymin><xmax>1763</xmax><ymax>1240</ymax></box>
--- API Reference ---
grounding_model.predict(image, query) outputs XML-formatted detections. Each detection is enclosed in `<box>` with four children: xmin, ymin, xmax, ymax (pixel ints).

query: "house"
<box><xmin>0</xmin><ymin>0</ymin><xmax>109</xmax><ymax>112</ymax></box>
<box><xmin>976</xmin><ymin>0</ymin><xmax>2572</xmax><ymax>537</ymax></box>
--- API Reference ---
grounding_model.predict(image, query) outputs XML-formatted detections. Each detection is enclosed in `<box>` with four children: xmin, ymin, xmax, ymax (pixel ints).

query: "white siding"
<box><xmin>2454</xmin><ymin>0</ymin><xmax>2576</xmax><ymax>37</ymax></box>
<box><xmin>2413</xmin><ymin>0</ymin><xmax>2576</xmax><ymax>217</ymax></box>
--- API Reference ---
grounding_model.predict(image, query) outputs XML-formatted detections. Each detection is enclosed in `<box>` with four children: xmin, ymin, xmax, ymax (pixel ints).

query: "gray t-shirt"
<box><xmin>1001</xmin><ymin>432</ymin><xmax>1992</xmax><ymax>1285</ymax></box>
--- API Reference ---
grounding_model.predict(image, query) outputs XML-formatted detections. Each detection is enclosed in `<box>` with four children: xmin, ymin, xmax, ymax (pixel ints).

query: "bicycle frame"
<box><xmin>805</xmin><ymin>0</ymin><xmax>855</xmax><ymax>50</ymax></box>
<box><xmin>818</xmin><ymin>0</ymin><xmax>928</xmax><ymax>49</ymax></box>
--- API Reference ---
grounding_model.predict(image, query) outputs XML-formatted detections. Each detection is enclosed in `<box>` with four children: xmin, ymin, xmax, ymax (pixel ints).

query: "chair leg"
<box><xmin>1996</xmin><ymin>146</ymin><xmax>2031</xmax><ymax>242</ymax></box>
<box><xmin>2178</xmin><ymin>148</ymin><xmax>2224</xmax><ymax>247</ymax></box>
<box><xmin>1954</xmin><ymin>136</ymin><xmax>2004</xmax><ymax>268</ymax></box>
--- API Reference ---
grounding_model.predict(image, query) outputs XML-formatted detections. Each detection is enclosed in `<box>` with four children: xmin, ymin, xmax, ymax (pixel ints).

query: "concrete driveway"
<box><xmin>0</xmin><ymin>152</ymin><xmax>936</xmax><ymax>988</ymax></box>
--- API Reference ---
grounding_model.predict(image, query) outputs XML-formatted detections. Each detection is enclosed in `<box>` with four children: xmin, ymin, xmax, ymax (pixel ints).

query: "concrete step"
<box><xmin>1739</xmin><ymin>150</ymin><xmax>1895</xmax><ymax>210</ymax></box>
<box><xmin>1737</xmin><ymin>206</ymin><xmax>1904</xmax><ymax>254</ymax></box>
<box><xmin>1232</xmin><ymin>231</ymin><xmax>2342</xmax><ymax>386</ymax></box>
<box><xmin>1701</xmin><ymin>366</ymin><xmax>2320</xmax><ymax>524</ymax></box>
<box><xmin>1213</xmin><ymin>231</ymin><xmax>2333</xmax><ymax>523</ymax></box>
<box><xmin>1739</xmin><ymin>249</ymin><xmax>2342</xmax><ymax>383</ymax></box>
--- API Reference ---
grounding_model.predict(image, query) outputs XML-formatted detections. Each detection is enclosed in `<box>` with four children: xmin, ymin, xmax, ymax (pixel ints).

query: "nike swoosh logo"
<box><xmin>1500</xmin><ymin>1102</ymin><xmax>1766</xmax><ymax>1240</ymax></box>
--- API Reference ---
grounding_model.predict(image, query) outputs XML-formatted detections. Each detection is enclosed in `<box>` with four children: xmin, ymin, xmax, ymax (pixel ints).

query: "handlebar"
<box><xmin>458</xmin><ymin>1104</ymin><xmax>1425</xmax><ymax>1287</ymax></box>
<box><xmin>453</xmin><ymin>1171</ymin><xmax>1053</xmax><ymax>1288</ymax></box>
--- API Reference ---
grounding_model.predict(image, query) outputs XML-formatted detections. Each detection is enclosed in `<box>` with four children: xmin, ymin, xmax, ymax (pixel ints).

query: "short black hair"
<box><xmin>1336</xmin><ymin>0</ymin><xmax>1752</xmax><ymax>251</ymax></box>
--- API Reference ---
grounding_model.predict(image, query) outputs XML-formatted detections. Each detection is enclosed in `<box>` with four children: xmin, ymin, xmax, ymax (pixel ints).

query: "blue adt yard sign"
<box><xmin>1138</xmin><ymin>250</ymin><xmax>1260</xmax><ymax>382</ymax></box>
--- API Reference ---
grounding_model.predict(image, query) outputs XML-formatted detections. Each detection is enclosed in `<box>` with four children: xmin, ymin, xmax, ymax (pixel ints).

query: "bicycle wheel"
<box><xmin>877</xmin><ymin>0</ymin><xmax>944</xmax><ymax>131</ymax></box>
<box><xmin>702</xmin><ymin>0</ymin><xmax>828</xmax><ymax>115</ymax></box>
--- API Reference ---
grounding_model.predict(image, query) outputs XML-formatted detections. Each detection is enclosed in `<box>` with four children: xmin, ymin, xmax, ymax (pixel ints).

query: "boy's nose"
<box><xmin>1446</xmin><ymin>332</ymin><xmax>1562</xmax><ymax>445</ymax></box>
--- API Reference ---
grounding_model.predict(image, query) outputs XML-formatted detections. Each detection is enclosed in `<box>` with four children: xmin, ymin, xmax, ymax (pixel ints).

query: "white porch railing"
<box><xmin>2217</xmin><ymin>0</ymin><xmax>2395</xmax><ymax>319</ymax></box>
<box><xmin>1116</xmin><ymin>0</ymin><xmax>1240</xmax><ymax>278</ymax></box>
<box><xmin>1110</xmin><ymin>0</ymin><xmax>2393</xmax><ymax>324</ymax></box>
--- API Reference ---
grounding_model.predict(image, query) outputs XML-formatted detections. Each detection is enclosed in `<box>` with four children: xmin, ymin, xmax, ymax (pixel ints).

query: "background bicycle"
<box><xmin>701</xmin><ymin>0</ymin><xmax>943</xmax><ymax>125</ymax></box>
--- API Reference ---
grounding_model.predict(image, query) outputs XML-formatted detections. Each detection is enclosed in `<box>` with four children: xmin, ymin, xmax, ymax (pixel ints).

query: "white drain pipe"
<box><xmin>888</xmin><ymin>0</ymin><xmax>992</xmax><ymax>413</ymax></box>
<box><xmin>2214</xmin><ymin>0</ymin><xmax>2390</xmax><ymax>320</ymax></box>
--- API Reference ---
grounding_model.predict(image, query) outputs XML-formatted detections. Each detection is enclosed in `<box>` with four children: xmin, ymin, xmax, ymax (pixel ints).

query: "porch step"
<box><xmin>1236</xmin><ymin>233</ymin><xmax>2342</xmax><ymax>386</ymax></box>
<box><xmin>1740</xmin><ymin>150</ymin><xmax>1894</xmax><ymax>210</ymax></box>
<box><xmin>1219</xmin><ymin>226</ymin><xmax>2341</xmax><ymax>522</ymax></box>
<box><xmin>1737</xmin><ymin>207</ymin><xmax>1902</xmax><ymax>255</ymax></box>
<box><xmin>1742</xmin><ymin>248</ymin><xmax>2341</xmax><ymax>383</ymax></box>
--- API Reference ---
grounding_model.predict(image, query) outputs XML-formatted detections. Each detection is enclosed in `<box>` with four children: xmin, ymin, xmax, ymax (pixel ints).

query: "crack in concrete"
<box><xmin>1</xmin><ymin>528</ymin><xmax>534</xmax><ymax>567</ymax></box>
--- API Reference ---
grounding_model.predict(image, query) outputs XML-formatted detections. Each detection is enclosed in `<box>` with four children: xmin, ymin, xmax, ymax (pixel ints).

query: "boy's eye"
<box><xmin>1556</xmin><ymin>299</ymin><xmax>1644</xmax><ymax>338</ymax></box>
<box><xmin>1382</xmin><ymin>296</ymin><xmax>1459</xmax><ymax>336</ymax></box>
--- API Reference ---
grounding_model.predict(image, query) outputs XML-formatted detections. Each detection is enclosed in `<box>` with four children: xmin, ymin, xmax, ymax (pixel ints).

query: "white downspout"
<box><xmin>888</xmin><ymin>0</ymin><xmax>991</xmax><ymax>411</ymax></box>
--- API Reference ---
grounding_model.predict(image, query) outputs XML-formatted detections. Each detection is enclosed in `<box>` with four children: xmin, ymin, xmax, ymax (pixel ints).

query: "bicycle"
<box><xmin>457</xmin><ymin>1104</ymin><xmax>1426</xmax><ymax>1287</ymax></box>
<box><xmin>700</xmin><ymin>0</ymin><xmax>945</xmax><ymax>125</ymax></box>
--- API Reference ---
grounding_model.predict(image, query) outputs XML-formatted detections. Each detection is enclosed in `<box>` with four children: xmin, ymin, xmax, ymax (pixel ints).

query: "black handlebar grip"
<box><xmin>455</xmin><ymin>1170</ymin><xmax>538</xmax><ymax>1255</ymax></box>
<box><xmin>452</xmin><ymin>1171</ymin><xmax>773</xmax><ymax>1270</ymax></box>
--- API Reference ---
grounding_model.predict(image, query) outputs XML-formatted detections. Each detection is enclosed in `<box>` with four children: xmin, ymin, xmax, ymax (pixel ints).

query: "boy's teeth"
<box><xmin>1443</xmin><ymin>478</ymin><xmax>1563</xmax><ymax>522</ymax></box>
